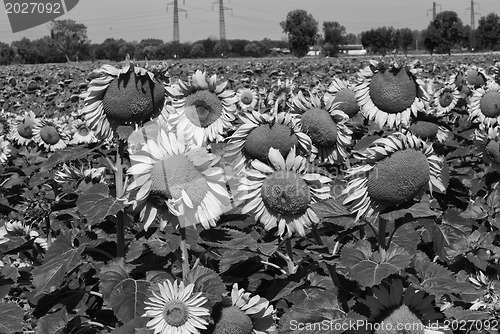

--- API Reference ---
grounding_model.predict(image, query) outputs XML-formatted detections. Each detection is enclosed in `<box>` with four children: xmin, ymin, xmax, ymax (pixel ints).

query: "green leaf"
<box><xmin>391</xmin><ymin>223</ymin><xmax>420</xmax><ymax>256</ymax></box>
<box><xmin>108</xmin><ymin>278</ymin><xmax>151</xmax><ymax>324</ymax></box>
<box><xmin>340</xmin><ymin>240</ymin><xmax>411</xmax><ymax>287</ymax></box>
<box><xmin>0</xmin><ymin>302</ymin><xmax>24</xmax><ymax>334</ymax></box>
<box><xmin>146</xmin><ymin>235</ymin><xmax>181</xmax><ymax>256</ymax></box>
<box><xmin>199</xmin><ymin>228</ymin><xmax>258</xmax><ymax>250</ymax></box>
<box><xmin>311</xmin><ymin>198</ymin><xmax>350</xmax><ymax>220</ymax></box>
<box><xmin>419</xmin><ymin>218</ymin><xmax>471</xmax><ymax>261</ymax></box>
<box><xmin>34</xmin><ymin>309</ymin><xmax>68</xmax><ymax>334</ymax></box>
<box><xmin>32</xmin><ymin>232</ymin><xmax>84</xmax><ymax>297</ymax></box>
<box><xmin>109</xmin><ymin>317</ymin><xmax>149</xmax><ymax>334</ymax></box>
<box><xmin>186</xmin><ymin>265</ymin><xmax>226</xmax><ymax>303</ymax></box>
<box><xmin>76</xmin><ymin>184</ymin><xmax>126</xmax><ymax>226</ymax></box>
<box><xmin>40</xmin><ymin>144</ymin><xmax>99</xmax><ymax>172</ymax></box>
<box><xmin>99</xmin><ymin>258</ymin><xmax>134</xmax><ymax>300</ymax></box>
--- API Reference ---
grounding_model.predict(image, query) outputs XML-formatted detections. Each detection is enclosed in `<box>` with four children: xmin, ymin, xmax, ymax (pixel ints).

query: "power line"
<box><xmin>466</xmin><ymin>0</ymin><xmax>481</xmax><ymax>50</ymax></box>
<box><xmin>167</xmin><ymin>0</ymin><xmax>187</xmax><ymax>43</ymax></box>
<box><xmin>427</xmin><ymin>2</ymin><xmax>442</xmax><ymax>20</ymax></box>
<box><xmin>212</xmin><ymin>0</ymin><xmax>232</xmax><ymax>55</ymax></box>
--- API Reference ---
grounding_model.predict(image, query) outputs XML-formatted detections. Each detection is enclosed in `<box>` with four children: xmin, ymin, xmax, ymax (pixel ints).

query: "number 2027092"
<box><xmin>5</xmin><ymin>2</ymin><xmax>62</xmax><ymax>14</ymax></box>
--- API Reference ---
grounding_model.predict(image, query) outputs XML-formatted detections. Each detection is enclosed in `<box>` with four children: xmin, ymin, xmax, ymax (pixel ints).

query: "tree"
<box><xmin>345</xmin><ymin>33</ymin><xmax>358</xmax><ymax>44</ymax></box>
<box><xmin>50</xmin><ymin>19</ymin><xmax>89</xmax><ymax>62</ymax></box>
<box><xmin>0</xmin><ymin>42</ymin><xmax>14</xmax><ymax>65</ymax></box>
<box><xmin>361</xmin><ymin>27</ymin><xmax>396</xmax><ymax>55</ymax></box>
<box><xmin>322</xmin><ymin>21</ymin><xmax>346</xmax><ymax>56</ymax></box>
<box><xmin>422</xmin><ymin>11</ymin><xmax>465</xmax><ymax>55</ymax></box>
<box><xmin>11</xmin><ymin>38</ymin><xmax>41</xmax><ymax>63</ymax></box>
<box><xmin>280</xmin><ymin>9</ymin><xmax>318</xmax><ymax>58</ymax></box>
<box><xmin>477</xmin><ymin>13</ymin><xmax>500</xmax><ymax>51</ymax></box>
<box><xmin>189</xmin><ymin>43</ymin><xmax>205</xmax><ymax>58</ymax></box>
<box><xmin>394</xmin><ymin>28</ymin><xmax>414</xmax><ymax>55</ymax></box>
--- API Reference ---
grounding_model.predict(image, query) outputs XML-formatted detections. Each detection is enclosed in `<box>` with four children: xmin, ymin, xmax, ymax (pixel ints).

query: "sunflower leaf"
<box><xmin>99</xmin><ymin>258</ymin><xmax>135</xmax><ymax>300</ymax></box>
<box><xmin>311</xmin><ymin>198</ymin><xmax>350</xmax><ymax>219</ymax></box>
<box><xmin>32</xmin><ymin>231</ymin><xmax>85</xmax><ymax>297</ymax></box>
<box><xmin>76</xmin><ymin>184</ymin><xmax>126</xmax><ymax>226</ymax></box>
<box><xmin>186</xmin><ymin>265</ymin><xmax>225</xmax><ymax>302</ymax></box>
<box><xmin>199</xmin><ymin>228</ymin><xmax>258</xmax><ymax>250</ymax></box>
<box><xmin>34</xmin><ymin>309</ymin><xmax>69</xmax><ymax>334</ymax></box>
<box><xmin>340</xmin><ymin>240</ymin><xmax>411</xmax><ymax>287</ymax></box>
<box><xmin>109</xmin><ymin>316</ymin><xmax>149</xmax><ymax>334</ymax></box>
<box><xmin>40</xmin><ymin>143</ymin><xmax>102</xmax><ymax>173</ymax></box>
<box><xmin>0</xmin><ymin>302</ymin><xmax>24</xmax><ymax>334</ymax></box>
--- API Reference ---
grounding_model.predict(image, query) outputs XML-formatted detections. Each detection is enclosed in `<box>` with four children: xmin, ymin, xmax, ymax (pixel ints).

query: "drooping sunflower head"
<box><xmin>166</xmin><ymin>70</ymin><xmax>238</xmax><ymax>146</ymax></box>
<box><xmin>343</xmin><ymin>132</ymin><xmax>445</xmax><ymax>220</ymax></box>
<box><xmin>239</xmin><ymin>147</ymin><xmax>331</xmax><ymax>237</ymax></box>
<box><xmin>474</xmin><ymin>125</ymin><xmax>500</xmax><ymax>169</ymax></box>
<box><xmin>406</xmin><ymin>113</ymin><xmax>450</xmax><ymax>143</ymax></box>
<box><xmin>355</xmin><ymin>60</ymin><xmax>427</xmax><ymax>129</ymax></box>
<box><xmin>126</xmin><ymin>129</ymin><xmax>231</xmax><ymax>230</ymax></box>
<box><xmin>32</xmin><ymin>118</ymin><xmax>68</xmax><ymax>152</ymax></box>
<box><xmin>433</xmin><ymin>82</ymin><xmax>460</xmax><ymax>116</ymax></box>
<box><xmin>469</xmin><ymin>81</ymin><xmax>500</xmax><ymax>128</ymax></box>
<box><xmin>465</xmin><ymin>66</ymin><xmax>488</xmax><ymax>88</ymax></box>
<box><xmin>80</xmin><ymin>60</ymin><xmax>166</xmax><ymax>140</ymax></box>
<box><xmin>291</xmin><ymin>90</ymin><xmax>352</xmax><ymax>164</ymax></box>
<box><xmin>326</xmin><ymin>77</ymin><xmax>360</xmax><ymax>118</ymax></box>
<box><xmin>212</xmin><ymin>284</ymin><xmax>275</xmax><ymax>334</ymax></box>
<box><xmin>225</xmin><ymin>110</ymin><xmax>312</xmax><ymax>174</ymax></box>
<box><xmin>10</xmin><ymin>111</ymin><xmax>38</xmax><ymax>146</ymax></box>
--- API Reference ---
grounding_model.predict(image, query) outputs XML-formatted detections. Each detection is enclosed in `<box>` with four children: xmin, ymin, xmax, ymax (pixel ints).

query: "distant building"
<box><xmin>339</xmin><ymin>44</ymin><xmax>367</xmax><ymax>55</ymax></box>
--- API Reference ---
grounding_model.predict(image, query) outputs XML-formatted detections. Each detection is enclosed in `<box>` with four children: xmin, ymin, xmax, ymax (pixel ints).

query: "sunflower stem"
<box><xmin>115</xmin><ymin>139</ymin><xmax>125</xmax><ymax>258</ymax></box>
<box><xmin>311</xmin><ymin>224</ymin><xmax>342</xmax><ymax>291</ymax></box>
<box><xmin>284</xmin><ymin>237</ymin><xmax>296</xmax><ymax>274</ymax></box>
<box><xmin>44</xmin><ymin>215</ymin><xmax>52</xmax><ymax>249</ymax></box>
<box><xmin>179</xmin><ymin>227</ymin><xmax>190</xmax><ymax>281</ymax></box>
<box><xmin>378</xmin><ymin>217</ymin><xmax>387</xmax><ymax>250</ymax></box>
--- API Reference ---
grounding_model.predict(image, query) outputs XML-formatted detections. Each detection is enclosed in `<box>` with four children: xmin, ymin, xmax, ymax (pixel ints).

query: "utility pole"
<box><xmin>427</xmin><ymin>2</ymin><xmax>441</xmax><ymax>20</ymax></box>
<box><xmin>466</xmin><ymin>1</ymin><xmax>480</xmax><ymax>51</ymax></box>
<box><xmin>167</xmin><ymin>0</ymin><xmax>187</xmax><ymax>43</ymax></box>
<box><xmin>213</xmin><ymin>0</ymin><xmax>232</xmax><ymax>57</ymax></box>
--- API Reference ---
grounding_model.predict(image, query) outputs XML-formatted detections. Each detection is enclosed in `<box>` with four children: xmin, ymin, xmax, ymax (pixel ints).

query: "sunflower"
<box><xmin>69</xmin><ymin>119</ymin><xmax>97</xmax><ymax>144</ymax></box>
<box><xmin>236</xmin><ymin>87</ymin><xmax>259</xmax><ymax>112</ymax></box>
<box><xmin>80</xmin><ymin>61</ymin><xmax>166</xmax><ymax>141</ymax></box>
<box><xmin>343</xmin><ymin>132</ymin><xmax>445</xmax><ymax>220</ymax></box>
<box><xmin>212</xmin><ymin>284</ymin><xmax>276</xmax><ymax>334</ymax></box>
<box><xmin>405</xmin><ymin>114</ymin><xmax>450</xmax><ymax>143</ymax></box>
<box><xmin>143</xmin><ymin>280</ymin><xmax>210</xmax><ymax>334</ymax></box>
<box><xmin>432</xmin><ymin>82</ymin><xmax>460</xmax><ymax>116</ymax></box>
<box><xmin>126</xmin><ymin>129</ymin><xmax>231</xmax><ymax>230</ymax></box>
<box><xmin>354</xmin><ymin>60</ymin><xmax>428</xmax><ymax>129</ymax></box>
<box><xmin>473</xmin><ymin>125</ymin><xmax>500</xmax><ymax>169</ymax></box>
<box><xmin>464</xmin><ymin>65</ymin><xmax>489</xmax><ymax>89</ymax></box>
<box><xmin>238</xmin><ymin>147</ymin><xmax>331</xmax><ymax>237</ymax></box>
<box><xmin>225</xmin><ymin>110</ymin><xmax>312</xmax><ymax>175</ymax></box>
<box><xmin>469</xmin><ymin>81</ymin><xmax>500</xmax><ymax>127</ymax></box>
<box><xmin>291</xmin><ymin>90</ymin><xmax>352</xmax><ymax>164</ymax></box>
<box><xmin>0</xmin><ymin>136</ymin><xmax>11</xmax><ymax>164</ymax></box>
<box><xmin>32</xmin><ymin>118</ymin><xmax>68</xmax><ymax>151</ymax></box>
<box><xmin>354</xmin><ymin>278</ymin><xmax>445</xmax><ymax>334</ymax></box>
<box><xmin>10</xmin><ymin>111</ymin><xmax>38</xmax><ymax>146</ymax></box>
<box><xmin>325</xmin><ymin>77</ymin><xmax>360</xmax><ymax>118</ymax></box>
<box><xmin>166</xmin><ymin>70</ymin><xmax>238</xmax><ymax>146</ymax></box>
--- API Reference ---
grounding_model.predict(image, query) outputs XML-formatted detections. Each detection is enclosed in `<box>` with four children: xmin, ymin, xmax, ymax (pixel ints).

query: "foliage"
<box><xmin>361</xmin><ymin>26</ymin><xmax>397</xmax><ymax>55</ymax></box>
<box><xmin>50</xmin><ymin>19</ymin><xmax>90</xmax><ymax>62</ymax></box>
<box><xmin>0</xmin><ymin>42</ymin><xmax>14</xmax><ymax>66</ymax></box>
<box><xmin>280</xmin><ymin>9</ymin><xmax>318</xmax><ymax>58</ymax></box>
<box><xmin>476</xmin><ymin>13</ymin><xmax>500</xmax><ymax>51</ymax></box>
<box><xmin>423</xmin><ymin>11</ymin><xmax>466</xmax><ymax>55</ymax></box>
<box><xmin>394</xmin><ymin>28</ymin><xmax>415</xmax><ymax>55</ymax></box>
<box><xmin>322</xmin><ymin>21</ymin><xmax>347</xmax><ymax>57</ymax></box>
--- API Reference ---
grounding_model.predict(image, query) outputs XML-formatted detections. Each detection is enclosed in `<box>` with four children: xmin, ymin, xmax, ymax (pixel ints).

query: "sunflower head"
<box><xmin>213</xmin><ymin>306</ymin><xmax>254</xmax><ymax>334</ymax></box>
<box><xmin>333</xmin><ymin>88</ymin><xmax>359</xmax><ymax>117</ymax></box>
<box><xmin>244</xmin><ymin>122</ymin><xmax>299</xmax><ymax>162</ymax></box>
<box><xmin>466</xmin><ymin>67</ymin><xmax>487</xmax><ymax>88</ymax></box>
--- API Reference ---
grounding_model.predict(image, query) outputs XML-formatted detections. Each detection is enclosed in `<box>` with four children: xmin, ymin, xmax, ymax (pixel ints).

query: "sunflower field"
<box><xmin>0</xmin><ymin>54</ymin><xmax>500</xmax><ymax>334</ymax></box>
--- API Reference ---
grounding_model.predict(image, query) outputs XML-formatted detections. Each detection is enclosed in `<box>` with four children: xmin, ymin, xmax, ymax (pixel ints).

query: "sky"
<box><xmin>0</xmin><ymin>0</ymin><xmax>498</xmax><ymax>44</ymax></box>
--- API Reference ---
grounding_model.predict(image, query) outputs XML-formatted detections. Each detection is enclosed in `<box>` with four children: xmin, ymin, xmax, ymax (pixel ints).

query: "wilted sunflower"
<box><xmin>225</xmin><ymin>110</ymin><xmax>311</xmax><ymax>175</ymax></box>
<box><xmin>143</xmin><ymin>280</ymin><xmax>210</xmax><ymax>334</ymax></box>
<box><xmin>343</xmin><ymin>132</ymin><xmax>445</xmax><ymax>220</ymax></box>
<box><xmin>10</xmin><ymin>111</ymin><xmax>38</xmax><ymax>146</ymax></box>
<box><xmin>291</xmin><ymin>91</ymin><xmax>352</xmax><ymax>164</ymax></box>
<box><xmin>32</xmin><ymin>119</ymin><xmax>68</xmax><ymax>151</ymax></box>
<box><xmin>238</xmin><ymin>147</ymin><xmax>331</xmax><ymax>237</ymax></box>
<box><xmin>355</xmin><ymin>60</ymin><xmax>428</xmax><ymax>129</ymax></box>
<box><xmin>432</xmin><ymin>82</ymin><xmax>460</xmax><ymax>116</ymax></box>
<box><xmin>166</xmin><ymin>70</ymin><xmax>238</xmax><ymax>146</ymax></box>
<box><xmin>474</xmin><ymin>125</ymin><xmax>500</xmax><ymax>169</ymax></box>
<box><xmin>0</xmin><ymin>136</ymin><xmax>11</xmax><ymax>164</ymax></box>
<box><xmin>405</xmin><ymin>114</ymin><xmax>450</xmax><ymax>143</ymax></box>
<box><xmin>69</xmin><ymin>119</ymin><xmax>97</xmax><ymax>144</ymax></box>
<box><xmin>469</xmin><ymin>81</ymin><xmax>500</xmax><ymax>127</ymax></box>
<box><xmin>354</xmin><ymin>278</ymin><xmax>444</xmax><ymax>334</ymax></box>
<box><xmin>325</xmin><ymin>77</ymin><xmax>360</xmax><ymax>118</ymax></box>
<box><xmin>80</xmin><ymin>60</ymin><xmax>166</xmax><ymax>140</ymax></box>
<box><xmin>236</xmin><ymin>87</ymin><xmax>259</xmax><ymax>112</ymax></box>
<box><xmin>126</xmin><ymin>129</ymin><xmax>231</xmax><ymax>230</ymax></box>
<box><xmin>212</xmin><ymin>284</ymin><xmax>276</xmax><ymax>334</ymax></box>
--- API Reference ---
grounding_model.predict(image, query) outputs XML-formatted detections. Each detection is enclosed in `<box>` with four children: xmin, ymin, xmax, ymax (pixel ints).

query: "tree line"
<box><xmin>1</xmin><ymin>10</ymin><xmax>499</xmax><ymax>64</ymax></box>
